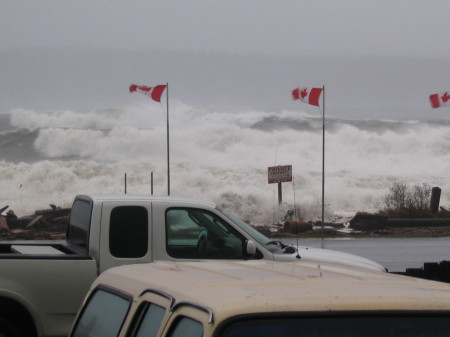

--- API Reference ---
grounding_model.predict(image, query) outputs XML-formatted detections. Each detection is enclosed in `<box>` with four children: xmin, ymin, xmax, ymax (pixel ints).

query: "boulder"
<box><xmin>349</xmin><ymin>212</ymin><xmax>387</xmax><ymax>230</ymax></box>
<box><xmin>284</xmin><ymin>221</ymin><xmax>312</xmax><ymax>234</ymax></box>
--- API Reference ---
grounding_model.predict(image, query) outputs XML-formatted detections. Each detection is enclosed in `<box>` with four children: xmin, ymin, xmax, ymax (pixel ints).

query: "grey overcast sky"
<box><xmin>1</xmin><ymin>0</ymin><xmax>449</xmax><ymax>119</ymax></box>
<box><xmin>2</xmin><ymin>0</ymin><xmax>450</xmax><ymax>57</ymax></box>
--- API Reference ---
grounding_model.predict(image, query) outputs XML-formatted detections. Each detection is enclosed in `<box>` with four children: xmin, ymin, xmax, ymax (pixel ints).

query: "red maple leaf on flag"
<box><xmin>301</xmin><ymin>89</ymin><xmax>308</xmax><ymax>99</ymax></box>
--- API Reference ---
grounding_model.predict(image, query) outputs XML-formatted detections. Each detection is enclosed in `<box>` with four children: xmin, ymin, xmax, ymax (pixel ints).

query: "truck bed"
<box><xmin>0</xmin><ymin>243</ymin><xmax>98</xmax><ymax>336</ymax></box>
<box><xmin>0</xmin><ymin>241</ymin><xmax>88</xmax><ymax>259</ymax></box>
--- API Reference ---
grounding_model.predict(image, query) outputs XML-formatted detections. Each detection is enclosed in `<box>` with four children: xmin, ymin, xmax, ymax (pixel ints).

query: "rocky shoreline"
<box><xmin>1</xmin><ymin>205</ymin><xmax>450</xmax><ymax>241</ymax></box>
<box><xmin>265</xmin><ymin>212</ymin><xmax>450</xmax><ymax>238</ymax></box>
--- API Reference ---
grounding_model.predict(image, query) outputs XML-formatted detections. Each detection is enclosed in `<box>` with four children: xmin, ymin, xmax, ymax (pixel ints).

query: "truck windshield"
<box><xmin>218</xmin><ymin>207</ymin><xmax>270</xmax><ymax>247</ymax></box>
<box><xmin>219</xmin><ymin>208</ymin><xmax>295</xmax><ymax>254</ymax></box>
<box><xmin>219</xmin><ymin>316</ymin><xmax>450</xmax><ymax>337</ymax></box>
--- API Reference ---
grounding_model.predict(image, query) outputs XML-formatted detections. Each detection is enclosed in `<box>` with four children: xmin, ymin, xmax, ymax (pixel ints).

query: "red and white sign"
<box><xmin>268</xmin><ymin>165</ymin><xmax>292</xmax><ymax>184</ymax></box>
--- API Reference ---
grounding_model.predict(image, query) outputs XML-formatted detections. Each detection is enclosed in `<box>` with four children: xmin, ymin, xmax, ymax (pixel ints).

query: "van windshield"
<box><xmin>219</xmin><ymin>316</ymin><xmax>450</xmax><ymax>337</ymax></box>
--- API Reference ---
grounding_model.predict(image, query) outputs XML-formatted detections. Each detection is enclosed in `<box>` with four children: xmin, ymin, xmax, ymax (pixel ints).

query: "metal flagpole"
<box><xmin>166</xmin><ymin>82</ymin><xmax>170</xmax><ymax>195</ymax></box>
<box><xmin>321</xmin><ymin>85</ymin><xmax>325</xmax><ymax>248</ymax></box>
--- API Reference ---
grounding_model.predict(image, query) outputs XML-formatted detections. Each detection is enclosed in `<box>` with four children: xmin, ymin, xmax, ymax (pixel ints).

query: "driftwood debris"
<box><xmin>25</xmin><ymin>215</ymin><xmax>44</xmax><ymax>228</ymax></box>
<box><xmin>0</xmin><ymin>216</ymin><xmax>8</xmax><ymax>231</ymax></box>
<box><xmin>0</xmin><ymin>205</ymin><xmax>70</xmax><ymax>240</ymax></box>
<box><xmin>0</xmin><ymin>205</ymin><xmax>9</xmax><ymax>215</ymax></box>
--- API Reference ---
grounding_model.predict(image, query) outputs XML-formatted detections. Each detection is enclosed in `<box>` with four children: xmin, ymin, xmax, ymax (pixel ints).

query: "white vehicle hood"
<box><xmin>272</xmin><ymin>245</ymin><xmax>386</xmax><ymax>272</ymax></box>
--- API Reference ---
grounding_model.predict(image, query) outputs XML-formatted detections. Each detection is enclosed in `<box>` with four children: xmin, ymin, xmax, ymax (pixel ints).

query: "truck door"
<box><xmin>99</xmin><ymin>201</ymin><xmax>152</xmax><ymax>273</ymax></box>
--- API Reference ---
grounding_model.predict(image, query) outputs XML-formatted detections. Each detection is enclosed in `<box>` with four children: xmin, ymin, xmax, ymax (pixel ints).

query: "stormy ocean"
<box><xmin>1</xmin><ymin>104</ymin><xmax>450</xmax><ymax>228</ymax></box>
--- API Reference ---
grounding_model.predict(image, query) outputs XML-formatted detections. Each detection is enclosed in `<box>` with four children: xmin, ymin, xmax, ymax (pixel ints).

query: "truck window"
<box><xmin>166</xmin><ymin>208</ymin><xmax>245</xmax><ymax>259</ymax></box>
<box><xmin>110</xmin><ymin>206</ymin><xmax>148</xmax><ymax>258</ymax></box>
<box><xmin>67</xmin><ymin>197</ymin><xmax>93</xmax><ymax>251</ymax></box>
<box><xmin>167</xmin><ymin>317</ymin><xmax>203</xmax><ymax>337</ymax></box>
<box><xmin>71</xmin><ymin>288</ymin><xmax>131</xmax><ymax>337</ymax></box>
<box><xmin>219</xmin><ymin>316</ymin><xmax>450</xmax><ymax>337</ymax></box>
<box><xmin>131</xmin><ymin>302</ymin><xmax>166</xmax><ymax>337</ymax></box>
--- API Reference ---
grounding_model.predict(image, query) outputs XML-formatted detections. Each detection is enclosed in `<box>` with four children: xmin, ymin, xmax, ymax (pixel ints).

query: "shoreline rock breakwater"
<box><xmin>2</xmin><ymin>206</ymin><xmax>450</xmax><ymax>241</ymax></box>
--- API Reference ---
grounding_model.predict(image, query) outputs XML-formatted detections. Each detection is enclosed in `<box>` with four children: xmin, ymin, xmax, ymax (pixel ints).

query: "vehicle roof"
<box><xmin>93</xmin><ymin>260</ymin><xmax>450</xmax><ymax>321</ymax></box>
<box><xmin>75</xmin><ymin>194</ymin><xmax>217</xmax><ymax>208</ymax></box>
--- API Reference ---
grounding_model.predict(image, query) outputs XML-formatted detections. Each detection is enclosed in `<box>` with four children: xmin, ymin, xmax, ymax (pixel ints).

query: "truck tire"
<box><xmin>0</xmin><ymin>318</ymin><xmax>23</xmax><ymax>337</ymax></box>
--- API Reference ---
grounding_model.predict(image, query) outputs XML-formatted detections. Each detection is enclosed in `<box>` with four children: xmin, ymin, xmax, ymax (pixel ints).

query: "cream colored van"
<box><xmin>70</xmin><ymin>260</ymin><xmax>450</xmax><ymax>337</ymax></box>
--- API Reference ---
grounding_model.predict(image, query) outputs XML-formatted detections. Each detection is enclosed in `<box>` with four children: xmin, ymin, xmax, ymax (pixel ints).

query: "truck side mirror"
<box><xmin>245</xmin><ymin>240</ymin><xmax>257</xmax><ymax>257</ymax></box>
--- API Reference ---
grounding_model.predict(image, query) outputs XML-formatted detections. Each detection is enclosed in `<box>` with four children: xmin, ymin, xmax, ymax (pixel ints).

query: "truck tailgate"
<box><xmin>0</xmin><ymin>256</ymin><xmax>98</xmax><ymax>337</ymax></box>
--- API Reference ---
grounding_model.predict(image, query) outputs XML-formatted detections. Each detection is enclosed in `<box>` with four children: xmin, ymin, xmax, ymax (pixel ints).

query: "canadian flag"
<box><xmin>292</xmin><ymin>87</ymin><xmax>323</xmax><ymax>106</ymax></box>
<box><xmin>129</xmin><ymin>84</ymin><xmax>167</xmax><ymax>102</ymax></box>
<box><xmin>429</xmin><ymin>91</ymin><xmax>450</xmax><ymax>109</ymax></box>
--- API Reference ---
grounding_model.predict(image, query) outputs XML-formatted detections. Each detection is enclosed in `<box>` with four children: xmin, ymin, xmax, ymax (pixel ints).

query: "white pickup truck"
<box><xmin>0</xmin><ymin>194</ymin><xmax>385</xmax><ymax>337</ymax></box>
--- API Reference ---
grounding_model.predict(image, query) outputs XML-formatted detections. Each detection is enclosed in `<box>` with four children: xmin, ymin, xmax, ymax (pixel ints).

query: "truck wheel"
<box><xmin>0</xmin><ymin>318</ymin><xmax>23</xmax><ymax>337</ymax></box>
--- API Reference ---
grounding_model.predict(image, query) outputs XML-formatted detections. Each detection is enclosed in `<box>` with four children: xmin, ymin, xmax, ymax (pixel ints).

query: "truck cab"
<box><xmin>70</xmin><ymin>194</ymin><xmax>386</xmax><ymax>273</ymax></box>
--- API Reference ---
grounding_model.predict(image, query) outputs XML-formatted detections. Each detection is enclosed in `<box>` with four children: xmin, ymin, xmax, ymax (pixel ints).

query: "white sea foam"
<box><xmin>2</xmin><ymin>105</ymin><xmax>450</xmax><ymax>225</ymax></box>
